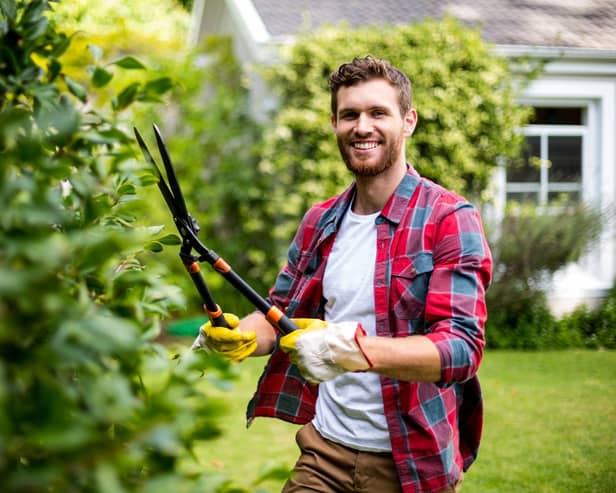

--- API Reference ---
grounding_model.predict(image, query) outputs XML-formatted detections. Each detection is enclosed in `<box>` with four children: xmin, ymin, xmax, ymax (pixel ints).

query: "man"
<box><xmin>193</xmin><ymin>56</ymin><xmax>492</xmax><ymax>493</ymax></box>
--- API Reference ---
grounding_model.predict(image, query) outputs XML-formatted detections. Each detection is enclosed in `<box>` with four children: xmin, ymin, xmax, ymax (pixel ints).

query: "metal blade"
<box><xmin>152</xmin><ymin>124</ymin><xmax>188</xmax><ymax>219</ymax></box>
<box><xmin>133</xmin><ymin>126</ymin><xmax>179</xmax><ymax>218</ymax></box>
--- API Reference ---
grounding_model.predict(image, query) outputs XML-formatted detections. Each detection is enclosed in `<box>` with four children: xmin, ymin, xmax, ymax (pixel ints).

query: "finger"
<box><xmin>206</xmin><ymin>326</ymin><xmax>256</xmax><ymax>342</ymax></box>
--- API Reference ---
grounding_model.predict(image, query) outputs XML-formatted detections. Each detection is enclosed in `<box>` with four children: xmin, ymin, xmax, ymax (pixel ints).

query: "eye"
<box><xmin>340</xmin><ymin>111</ymin><xmax>357</xmax><ymax>120</ymax></box>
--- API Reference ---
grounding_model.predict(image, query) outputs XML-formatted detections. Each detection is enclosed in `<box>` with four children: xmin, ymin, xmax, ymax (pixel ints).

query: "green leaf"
<box><xmin>145</xmin><ymin>241</ymin><xmax>164</xmax><ymax>252</ymax></box>
<box><xmin>117</xmin><ymin>182</ymin><xmax>136</xmax><ymax>196</ymax></box>
<box><xmin>49</xmin><ymin>32</ymin><xmax>71</xmax><ymax>58</ymax></box>
<box><xmin>142</xmin><ymin>77</ymin><xmax>174</xmax><ymax>95</ymax></box>
<box><xmin>111</xmin><ymin>55</ymin><xmax>146</xmax><ymax>70</ymax></box>
<box><xmin>64</xmin><ymin>75</ymin><xmax>87</xmax><ymax>103</ymax></box>
<box><xmin>0</xmin><ymin>0</ymin><xmax>17</xmax><ymax>22</ymax></box>
<box><xmin>91</xmin><ymin>66</ymin><xmax>113</xmax><ymax>87</ymax></box>
<box><xmin>138</xmin><ymin>173</ymin><xmax>159</xmax><ymax>186</ymax></box>
<box><xmin>112</xmin><ymin>82</ymin><xmax>140</xmax><ymax>111</ymax></box>
<box><xmin>157</xmin><ymin>234</ymin><xmax>181</xmax><ymax>245</ymax></box>
<box><xmin>48</xmin><ymin>58</ymin><xmax>61</xmax><ymax>81</ymax></box>
<box><xmin>23</xmin><ymin>16</ymin><xmax>48</xmax><ymax>41</ymax></box>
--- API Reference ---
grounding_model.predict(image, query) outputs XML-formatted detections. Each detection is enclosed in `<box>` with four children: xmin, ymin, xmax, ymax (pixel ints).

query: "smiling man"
<box><xmin>193</xmin><ymin>56</ymin><xmax>493</xmax><ymax>493</ymax></box>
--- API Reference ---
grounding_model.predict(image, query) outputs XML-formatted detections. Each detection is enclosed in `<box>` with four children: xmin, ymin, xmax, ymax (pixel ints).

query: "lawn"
<box><xmin>190</xmin><ymin>350</ymin><xmax>616</xmax><ymax>492</ymax></box>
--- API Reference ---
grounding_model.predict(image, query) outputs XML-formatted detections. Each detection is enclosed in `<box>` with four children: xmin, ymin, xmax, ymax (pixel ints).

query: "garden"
<box><xmin>1</xmin><ymin>1</ymin><xmax>614</xmax><ymax>491</ymax></box>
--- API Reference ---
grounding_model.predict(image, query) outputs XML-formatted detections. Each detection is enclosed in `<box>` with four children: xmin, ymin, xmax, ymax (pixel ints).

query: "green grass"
<box><xmin>190</xmin><ymin>350</ymin><xmax>616</xmax><ymax>492</ymax></box>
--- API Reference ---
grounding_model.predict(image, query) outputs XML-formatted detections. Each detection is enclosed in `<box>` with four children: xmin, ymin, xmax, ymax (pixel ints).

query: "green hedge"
<box><xmin>0</xmin><ymin>2</ymin><xmax>246</xmax><ymax>491</ymax></box>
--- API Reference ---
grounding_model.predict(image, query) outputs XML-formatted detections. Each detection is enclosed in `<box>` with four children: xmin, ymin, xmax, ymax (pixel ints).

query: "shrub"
<box><xmin>0</xmin><ymin>2</ymin><xmax>241</xmax><ymax>491</ymax></box>
<box><xmin>486</xmin><ymin>202</ymin><xmax>604</xmax><ymax>349</ymax></box>
<box><xmin>559</xmin><ymin>286</ymin><xmax>616</xmax><ymax>350</ymax></box>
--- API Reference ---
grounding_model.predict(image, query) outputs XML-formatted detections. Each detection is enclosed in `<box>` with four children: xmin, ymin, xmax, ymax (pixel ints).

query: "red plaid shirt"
<box><xmin>247</xmin><ymin>166</ymin><xmax>492</xmax><ymax>493</ymax></box>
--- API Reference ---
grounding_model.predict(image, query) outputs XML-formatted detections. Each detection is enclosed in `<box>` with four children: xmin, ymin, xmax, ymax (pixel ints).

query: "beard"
<box><xmin>337</xmin><ymin>131</ymin><xmax>405</xmax><ymax>177</ymax></box>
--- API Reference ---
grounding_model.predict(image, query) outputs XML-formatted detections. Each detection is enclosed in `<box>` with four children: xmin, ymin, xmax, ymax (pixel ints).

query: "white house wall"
<box><xmin>518</xmin><ymin>66</ymin><xmax>616</xmax><ymax>314</ymax></box>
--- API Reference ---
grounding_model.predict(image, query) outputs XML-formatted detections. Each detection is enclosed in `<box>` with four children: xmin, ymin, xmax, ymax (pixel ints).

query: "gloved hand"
<box><xmin>280</xmin><ymin>320</ymin><xmax>373</xmax><ymax>384</ymax></box>
<box><xmin>191</xmin><ymin>313</ymin><xmax>256</xmax><ymax>362</ymax></box>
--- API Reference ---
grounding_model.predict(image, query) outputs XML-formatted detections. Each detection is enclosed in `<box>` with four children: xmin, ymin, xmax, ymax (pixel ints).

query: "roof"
<box><xmin>252</xmin><ymin>0</ymin><xmax>616</xmax><ymax>51</ymax></box>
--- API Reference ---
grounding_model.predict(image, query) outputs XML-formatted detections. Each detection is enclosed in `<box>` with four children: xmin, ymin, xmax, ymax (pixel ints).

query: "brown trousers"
<box><xmin>282</xmin><ymin>423</ymin><xmax>462</xmax><ymax>493</ymax></box>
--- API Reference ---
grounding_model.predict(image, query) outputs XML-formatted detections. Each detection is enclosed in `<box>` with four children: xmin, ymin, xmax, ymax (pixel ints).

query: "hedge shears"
<box><xmin>133</xmin><ymin>124</ymin><xmax>297</xmax><ymax>335</ymax></box>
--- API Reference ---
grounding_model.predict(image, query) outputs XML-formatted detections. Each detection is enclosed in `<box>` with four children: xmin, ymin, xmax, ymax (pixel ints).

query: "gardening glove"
<box><xmin>191</xmin><ymin>313</ymin><xmax>257</xmax><ymax>362</ymax></box>
<box><xmin>280</xmin><ymin>320</ymin><xmax>373</xmax><ymax>384</ymax></box>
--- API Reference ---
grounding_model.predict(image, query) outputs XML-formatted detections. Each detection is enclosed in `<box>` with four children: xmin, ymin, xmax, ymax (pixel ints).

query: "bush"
<box><xmin>0</xmin><ymin>2</ymin><xmax>243</xmax><ymax>491</ymax></box>
<box><xmin>559</xmin><ymin>286</ymin><xmax>616</xmax><ymax>350</ymax></box>
<box><xmin>486</xmin><ymin>202</ymin><xmax>604</xmax><ymax>349</ymax></box>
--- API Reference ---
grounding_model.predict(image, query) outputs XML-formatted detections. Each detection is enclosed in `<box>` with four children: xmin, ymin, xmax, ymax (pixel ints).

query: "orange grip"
<box><xmin>186</xmin><ymin>262</ymin><xmax>200</xmax><ymax>273</ymax></box>
<box><xmin>266</xmin><ymin>306</ymin><xmax>284</xmax><ymax>325</ymax></box>
<box><xmin>213</xmin><ymin>257</ymin><xmax>231</xmax><ymax>273</ymax></box>
<box><xmin>204</xmin><ymin>304</ymin><xmax>223</xmax><ymax>318</ymax></box>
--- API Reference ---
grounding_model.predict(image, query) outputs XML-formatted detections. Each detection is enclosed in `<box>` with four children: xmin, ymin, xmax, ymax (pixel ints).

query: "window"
<box><xmin>506</xmin><ymin>106</ymin><xmax>585</xmax><ymax>205</ymax></box>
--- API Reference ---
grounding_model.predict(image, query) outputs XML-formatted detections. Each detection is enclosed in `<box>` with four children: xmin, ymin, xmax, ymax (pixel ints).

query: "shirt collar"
<box><xmin>323</xmin><ymin>165</ymin><xmax>421</xmax><ymax>233</ymax></box>
<box><xmin>380</xmin><ymin>165</ymin><xmax>421</xmax><ymax>225</ymax></box>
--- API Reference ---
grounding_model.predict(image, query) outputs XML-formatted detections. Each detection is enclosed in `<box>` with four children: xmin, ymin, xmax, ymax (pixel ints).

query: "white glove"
<box><xmin>280</xmin><ymin>321</ymin><xmax>372</xmax><ymax>384</ymax></box>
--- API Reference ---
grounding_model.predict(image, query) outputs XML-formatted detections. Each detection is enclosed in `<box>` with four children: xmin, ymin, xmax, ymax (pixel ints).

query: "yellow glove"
<box><xmin>278</xmin><ymin>318</ymin><xmax>329</xmax><ymax>353</ymax></box>
<box><xmin>191</xmin><ymin>313</ymin><xmax>257</xmax><ymax>362</ymax></box>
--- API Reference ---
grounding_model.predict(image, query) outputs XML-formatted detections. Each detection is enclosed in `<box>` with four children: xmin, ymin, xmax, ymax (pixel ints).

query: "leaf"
<box><xmin>157</xmin><ymin>234</ymin><xmax>181</xmax><ymax>245</ymax></box>
<box><xmin>64</xmin><ymin>75</ymin><xmax>87</xmax><ymax>103</ymax></box>
<box><xmin>145</xmin><ymin>241</ymin><xmax>164</xmax><ymax>252</ymax></box>
<box><xmin>48</xmin><ymin>58</ymin><xmax>61</xmax><ymax>81</ymax></box>
<box><xmin>138</xmin><ymin>173</ymin><xmax>159</xmax><ymax>186</ymax></box>
<box><xmin>23</xmin><ymin>16</ymin><xmax>48</xmax><ymax>41</ymax></box>
<box><xmin>91</xmin><ymin>66</ymin><xmax>113</xmax><ymax>87</ymax></box>
<box><xmin>0</xmin><ymin>0</ymin><xmax>17</xmax><ymax>22</ymax></box>
<box><xmin>142</xmin><ymin>77</ymin><xmax>174</xmax><ymax>96</ymax></box>
<box><xmin>49</xmin><ymin>32</ymin><xmax>71</xmax><ymax>58</ymax></box>
<box><xmin>111</xmin><ymin>55</ymin><xmax>146</xmax><ymax>70</ymax></box>
<box><xmin>112</xmin><ymin>82</ymin><xmax>140</xmax><ymax>111</ymax></box>
<box><xmin>117</xmin><ymin>182</ymin><xmax>136</xmax><ymax>196</ymax></box>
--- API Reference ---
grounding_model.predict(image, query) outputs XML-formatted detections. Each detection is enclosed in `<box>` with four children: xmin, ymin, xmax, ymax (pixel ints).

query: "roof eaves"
<box><xmin>494</xmin><ymin>44</ymin><xmax>616</xmax><ymax>62</ymax></box>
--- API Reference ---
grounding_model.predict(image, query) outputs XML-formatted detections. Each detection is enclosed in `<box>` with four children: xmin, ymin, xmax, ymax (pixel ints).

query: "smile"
<box><xmin>352</xmin><ymin>141</ymin><xmax>379</xmax><ymax>150</ymax></box>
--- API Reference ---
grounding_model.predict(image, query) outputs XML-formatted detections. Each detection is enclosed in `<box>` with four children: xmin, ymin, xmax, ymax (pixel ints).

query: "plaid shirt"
<box><xmin>247</xmin><ymin>166</ymin><xmax>492</xmax><ymax>493</ymax></box>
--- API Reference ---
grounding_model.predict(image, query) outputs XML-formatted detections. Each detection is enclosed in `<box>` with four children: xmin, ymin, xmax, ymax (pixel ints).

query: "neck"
<box><xmin>352</xmin><ymin>161</ymin><xmax>407</xmax><ymax>215</ymax></box>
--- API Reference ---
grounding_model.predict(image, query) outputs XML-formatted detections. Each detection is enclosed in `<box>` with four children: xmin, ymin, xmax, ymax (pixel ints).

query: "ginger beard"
<box><xmin>336</xmin><ymin>124</ymin><xmax>405</xmax><ymax>177</ymax></box>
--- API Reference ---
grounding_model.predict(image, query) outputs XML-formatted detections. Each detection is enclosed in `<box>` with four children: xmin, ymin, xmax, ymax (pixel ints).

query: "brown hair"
<box><xmin>328</xmin><ymin>56</ymin><xmax>413</xmax><ymax>118</ymax></box>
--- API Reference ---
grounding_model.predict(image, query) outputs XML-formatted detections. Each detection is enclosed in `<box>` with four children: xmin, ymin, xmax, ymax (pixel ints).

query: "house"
<box><xmin>189</xmin><ymin>0</ymin><xmax>616</xmax><ymax>315</ymax></box>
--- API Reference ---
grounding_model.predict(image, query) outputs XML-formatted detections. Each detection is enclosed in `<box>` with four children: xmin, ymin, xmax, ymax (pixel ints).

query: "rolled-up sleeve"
<box><xmin>424</xmin><ymin>203</ymin><xmax>492</xmax><ymax>386</ymax></box>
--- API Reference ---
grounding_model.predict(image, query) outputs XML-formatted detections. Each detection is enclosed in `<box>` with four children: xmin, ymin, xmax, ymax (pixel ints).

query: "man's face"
<box><xmin>331</xmin><ymin>78</ymin><xmax>417</xmax><ymax>177</ymax></box>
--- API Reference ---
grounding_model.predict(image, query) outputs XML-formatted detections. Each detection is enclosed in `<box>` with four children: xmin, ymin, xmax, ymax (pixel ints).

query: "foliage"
<box><xmin>559</xmin><ymin>285</ymin><xmax>616</xmax><ymax>349</ymax></box>
<box><xmin>486</xmin><ymin>202</ymin><xmax>604</xmax><ymax>349</ymax></box>
<box><xmin>255</xmin><ymin>18</ymin><xmax>532</xmax><ymax>273</ymax></box>
<box><xmin>0</xmin><ymin>2</ymin><xmax>248</xmax><ymax>491</ymax></box>
<box><xmin>138</xmin><ymin>36</ymin><xmax>268</xmax><ymax>315</ymax></box>
<box><xmin>52</xmin><ymin>0</ymin><xmax>190</xmax><ymax>56</ymax></box>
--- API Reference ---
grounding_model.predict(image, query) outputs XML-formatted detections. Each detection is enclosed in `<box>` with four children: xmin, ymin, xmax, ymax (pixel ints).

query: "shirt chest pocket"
<box><xmin>390</xmin><ymin>252</ymin><xmax>434</xmax><ymax>320</ymax></box>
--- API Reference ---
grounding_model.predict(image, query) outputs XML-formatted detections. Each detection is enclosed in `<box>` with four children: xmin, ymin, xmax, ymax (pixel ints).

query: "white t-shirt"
<box><xmin>312</xmin><ymin>207</ymin><xmax>391</xmax><ymax>452</ymax></box>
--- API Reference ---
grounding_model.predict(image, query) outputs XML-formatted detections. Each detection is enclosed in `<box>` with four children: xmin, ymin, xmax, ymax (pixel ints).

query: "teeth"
<box><xmin>353</xmin><ymin>142</ymin><xmax>378</xmax><ymax>150</ymax></box>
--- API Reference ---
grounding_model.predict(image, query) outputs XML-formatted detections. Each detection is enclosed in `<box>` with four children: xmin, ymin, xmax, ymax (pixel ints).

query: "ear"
<box><xmin>403</xmin><ymin>109</ymin><xmax>418</xmax><ymax>137</ymax></box>
<box><xmin>330</xmin><ymin>114</ymin><xmax>337</xmax><ymax>131</ymax></box>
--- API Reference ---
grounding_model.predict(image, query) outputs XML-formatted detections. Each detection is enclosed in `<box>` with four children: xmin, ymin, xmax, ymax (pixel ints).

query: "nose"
<box><xmin>354</xmin><ymin>113</ymin><xmax>372</xmax><ymax>135</ymax></box>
